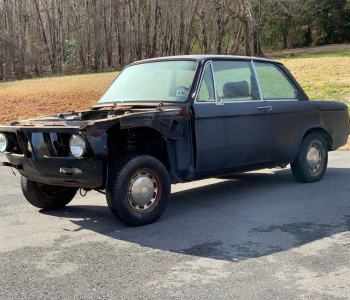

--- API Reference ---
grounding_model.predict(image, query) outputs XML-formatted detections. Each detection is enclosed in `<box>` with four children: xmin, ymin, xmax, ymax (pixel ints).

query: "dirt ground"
<box><xmin>0</xmin><ymin>72</ymin><xmax>117</xmax><ymax>125</ymax></box>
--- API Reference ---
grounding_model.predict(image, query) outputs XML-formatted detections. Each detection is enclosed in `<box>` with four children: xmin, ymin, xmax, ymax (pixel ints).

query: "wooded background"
<box><xmin>1</xmin><ymin>0</ymin><xmax>350</xmax><ymax>81</ymax></box>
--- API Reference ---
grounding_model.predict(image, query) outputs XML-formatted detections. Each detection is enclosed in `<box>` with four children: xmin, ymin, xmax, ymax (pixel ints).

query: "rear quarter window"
<box><xmin>254</xmin><ymin>62</ymin><xmax>298</xmax><ymax>100</ymax></box>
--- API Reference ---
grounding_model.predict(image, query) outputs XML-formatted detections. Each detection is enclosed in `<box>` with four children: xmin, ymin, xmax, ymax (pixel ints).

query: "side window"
<box><xmin>212</xmin><ymin>61</ymin><xmax>261</xmax><ymax>101</ymax></box>
<box><xmin>197</xmin><ymin>64</ymin><xmax>215</xmax><ymax>102</ymax></box>
<box><xmin>254</xmin><ymin>62</ymin><xmax>298</xmax><ymax>100</ymax></box>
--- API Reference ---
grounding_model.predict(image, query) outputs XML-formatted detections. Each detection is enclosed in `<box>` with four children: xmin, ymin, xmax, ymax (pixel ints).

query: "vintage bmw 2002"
<box><xmin>0</xmin><ymin>55</ymin><xmax>349</xmax><ymax>225</ymax></box>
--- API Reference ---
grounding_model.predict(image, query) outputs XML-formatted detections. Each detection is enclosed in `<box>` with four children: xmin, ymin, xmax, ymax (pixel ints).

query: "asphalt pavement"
<box><xmin>1</xmin><ymin>152</ymin><xmax>350</xmax><ymax>299</ymax></box>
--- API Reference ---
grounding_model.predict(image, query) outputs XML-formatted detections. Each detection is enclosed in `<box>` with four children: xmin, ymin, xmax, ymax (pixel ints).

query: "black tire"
<box><xmin>291</xmin><ymin>132</ymin><xmax>328</xmax><ymax>183</ymax></box>
<box><xmin>21</xmin><ymin>176</ymin><xmax>78</xmax><ymax>209</ymax></box>
<box><xmin>106</xmin><ymin>155</ymin><xmax>171</xmax><ymax>226</ymax></box>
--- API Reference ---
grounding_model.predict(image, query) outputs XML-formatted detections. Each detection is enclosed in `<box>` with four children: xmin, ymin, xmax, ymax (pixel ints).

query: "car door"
<box><xmin>193</xmin><ymin>60</ymin><xmax>273</xmax><ymax>172</ymax></box>
<box><xmin>253</xmin><ymin>61</ymin><xmax>319</xmax><ymax>161</ymax></box>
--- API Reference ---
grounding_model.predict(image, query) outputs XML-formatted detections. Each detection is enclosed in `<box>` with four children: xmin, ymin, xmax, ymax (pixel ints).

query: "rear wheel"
<box><xmin>21</xmin><ymin>176</ymin><xmax>78</xmax><ymax>209</ymax></box>
<box><xmin>106</xmin><ymin>155</ymin><xmax>170</xmax><ymax>226</ymax></box>
<box><xmin>291</xmin><ymin>132</ymin><xmax>328</xmax><ymax>183</ymax></box>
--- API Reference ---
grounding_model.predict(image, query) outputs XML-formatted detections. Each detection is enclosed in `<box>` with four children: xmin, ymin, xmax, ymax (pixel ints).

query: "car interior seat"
<box><xmin>222</xmin><ymin>80</ymin><xmax>250</xmax><ymax>99</ymax></box>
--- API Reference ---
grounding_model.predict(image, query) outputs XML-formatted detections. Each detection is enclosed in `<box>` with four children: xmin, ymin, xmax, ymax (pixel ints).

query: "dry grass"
<box><xmin>339</xmin><ymin>137</ymin><xmax>350</xmax><ymax>150</ymax></box>
<box><xmin>279</xmin><ymin>56</ymin><xmax>350</xmax><ymax>106</ymax></box>
<box><xmin>279</xmin><ymin>54</ymin><xmax>350</xmax><ymax>149</ymax></box>
<box><xmin>0</xmin><ymin>72</ymin><xmax>118</xmax><ymax>124</ymax></box>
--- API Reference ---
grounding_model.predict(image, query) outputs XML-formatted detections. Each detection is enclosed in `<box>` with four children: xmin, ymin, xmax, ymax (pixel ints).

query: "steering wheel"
<box><xmin>172</xmin><ymin>86</ymin><xmax>190</xmax><ymax>98</ymax></box>
<box><xmin>172</xmin><ymin>86</ymin><xmax>189</xmax><ymax>92</ymax></box>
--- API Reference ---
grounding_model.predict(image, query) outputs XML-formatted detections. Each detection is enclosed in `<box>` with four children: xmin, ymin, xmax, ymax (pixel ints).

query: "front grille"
<box><xmin>29</xmin><ymin>132</ymin><xmax>72</xmax><ymax>158</ymax></box>
<box><xmin>7</xmin><ymin>132</ymin><xmax>23</xmax><ymax>155</ymax></box>
<box><xmin>1</xmin><ymin>130</ymin><xmax>73</xmax><ymax>158</ymax></box>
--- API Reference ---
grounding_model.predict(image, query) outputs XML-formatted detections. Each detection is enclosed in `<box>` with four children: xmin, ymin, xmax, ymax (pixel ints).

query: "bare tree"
<box><xmin>0</xmin><ymin>0</ymin><xmax>348</xmax><ymax>81</ymax></box>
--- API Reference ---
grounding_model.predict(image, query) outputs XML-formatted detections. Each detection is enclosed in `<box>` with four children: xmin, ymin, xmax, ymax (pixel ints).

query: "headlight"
<box><xmin>69</xmin><ymin>134</ymin><xmax>87</xmax><ymax>158</ymax></box>
<box><xmin>0</xmin><ymin>133</ymin><xmax>8</xmax><ymax>153</ymax></box>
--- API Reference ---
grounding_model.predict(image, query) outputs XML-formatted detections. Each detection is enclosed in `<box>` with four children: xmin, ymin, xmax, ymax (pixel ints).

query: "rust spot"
<box><xmin>104</xmin><ymin>105</ymin><xmax>133</xmax><ymax>111</ymax></box>
<box><xmin>177</xmin><ymin>105</ymin><xmax>190</xmax><ymax>117</ymax></box>
<box><xmin>87</xmin><ymin>130</ymin><xmax>104</xmax><ymax>137</ymax></box>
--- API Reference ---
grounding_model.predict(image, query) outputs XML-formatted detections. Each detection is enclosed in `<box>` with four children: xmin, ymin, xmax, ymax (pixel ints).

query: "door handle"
<box><xmin>258</xmin><ymin>106</ymin><xmax>272</xmax><ymax>112</ymax></box>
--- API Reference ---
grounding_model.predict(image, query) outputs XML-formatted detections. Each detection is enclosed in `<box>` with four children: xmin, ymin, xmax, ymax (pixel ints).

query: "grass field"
<box><xmin>279</xmin><ymin>49</ymin><xmax>350</xmax><ymax>105</ymax></box>
<box><xmin>0</xmin><ymin>48</ymin><xmax>350</xmax><ymax>148</ymax></box>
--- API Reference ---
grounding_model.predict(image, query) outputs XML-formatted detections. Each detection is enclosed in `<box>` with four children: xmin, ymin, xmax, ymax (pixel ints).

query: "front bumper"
<box><xmin>3</xmin><ymin>154</ymin><xmax>104</xmax><ymax>188</ymax></box>
<box><xmin>0</xmin><ymin>124</ymin><xmax>107</xmax><ymax>188</ymax></box>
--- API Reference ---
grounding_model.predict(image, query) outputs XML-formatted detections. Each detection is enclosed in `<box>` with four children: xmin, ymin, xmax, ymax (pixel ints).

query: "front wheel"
<box><xmin>106</xmin><ymin>155</ymin><xmax>171</xmax><ymax>226</ymax></box>
<box><xmin>291</xmin><ymin>132</ymin><xmax>328</xmax><ymax>183</ymax></box>
<box><xmin>21</xmin><ymin>176</ymin><xmax>78</xmax><ymax>209</ymax></box>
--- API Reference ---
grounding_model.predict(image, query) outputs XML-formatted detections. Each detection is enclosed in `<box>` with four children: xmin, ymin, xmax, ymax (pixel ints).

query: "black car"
<box><xmin>0</xmin><ymin>55</ymin><xmax>349</xmax><ymax>226</ymax></box>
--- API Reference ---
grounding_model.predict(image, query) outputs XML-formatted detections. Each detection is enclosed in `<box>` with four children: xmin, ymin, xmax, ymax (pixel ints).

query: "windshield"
<box><xmin>98</xmin><ymin>60</ymin><xmax>198</xmax><ymax>104</ymax></box>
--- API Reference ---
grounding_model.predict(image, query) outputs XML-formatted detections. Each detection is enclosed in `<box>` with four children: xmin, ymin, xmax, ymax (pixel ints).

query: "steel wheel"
<box><xmin>291</xmin><ymin>132</ymin><xmax>328</xmax><ymax>183</ymax></box>
<box><xmin>106</xmin><ymin>155</ymin><xmax>171</xmax><ymax>226</ymax></box>
<box><xmin>306</xmin><ymin>141</ymin><xmax>324</xmax><ymax>175</ymax></box>
<box><xmin>37</xmin><ymin>183</ymin><xmax>74</xmax><ymax>199</ymax></box>
<box><xmin>127</xmin><ymin>169</ymin><xmax>162</xmax><ymax>213</ymax></box>
<box><xmin>21</xmin><ymin>176</ymin><xmax>77</xmax><ymax>209</ymax></box>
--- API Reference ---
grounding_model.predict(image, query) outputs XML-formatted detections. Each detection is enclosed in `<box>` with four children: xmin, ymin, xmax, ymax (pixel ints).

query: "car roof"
<box><xmin>129</xmin><ymin>55</ymin><xmax>280</xmax><ymax>66</ymax></box>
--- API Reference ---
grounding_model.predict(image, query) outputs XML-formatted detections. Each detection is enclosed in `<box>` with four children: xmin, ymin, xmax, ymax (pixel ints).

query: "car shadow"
<box><xmin>40</xmin><ymin>167</ymin><xmax>350</xmax><ymax>262</ymax></box>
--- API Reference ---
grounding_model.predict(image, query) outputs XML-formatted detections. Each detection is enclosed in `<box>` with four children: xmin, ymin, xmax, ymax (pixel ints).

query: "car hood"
<box><xmin>6</xmin><ymin>105</ymin><xmax>184</xmax><ymax>129</ymax></box>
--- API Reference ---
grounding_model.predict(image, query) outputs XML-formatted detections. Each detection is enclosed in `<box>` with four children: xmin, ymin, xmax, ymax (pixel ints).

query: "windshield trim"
<box><xmin>128</xmin><ymin>57</ymin><xmax>200</xmax><ymax>67</ymax></box>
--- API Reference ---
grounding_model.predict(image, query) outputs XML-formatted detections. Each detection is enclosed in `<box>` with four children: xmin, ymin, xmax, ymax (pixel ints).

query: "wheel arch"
<box><xmin>108</xmin><ymin>113</ymin><xmax>195</xmax><ymax>183</ymax></box>
<box><xmin>106</xmin><ymin>124</ymin><xmax>170</xmax><ymax>169</ymax></box>
<box><xmin>300</xmin><ymin>127</ymin><xmax>333</xmax><ymax>151</ymax></box>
